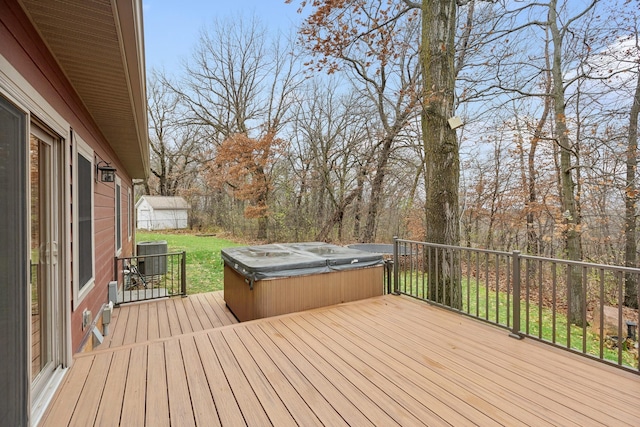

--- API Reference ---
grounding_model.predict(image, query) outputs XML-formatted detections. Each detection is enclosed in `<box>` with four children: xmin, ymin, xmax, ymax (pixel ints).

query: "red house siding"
<box><xmin>1</xmin><ymin>0</ymin><xmax>136</xmax><ymax>352</ymax></box>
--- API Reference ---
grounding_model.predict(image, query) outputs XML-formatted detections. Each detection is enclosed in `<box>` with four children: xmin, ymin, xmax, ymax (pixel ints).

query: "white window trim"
<box><xmin>115</xmin><ymin>176</ymin><xmax>122</xmax><ymax>256</ymax></box>
<box><xmin>0</xmin><ymin>54</ymin><xmax>67</xmax><ymax>138</ymax></box>
<box><xmin>73</xmin><ymin>135</ymin><xmax>95</xmax><ymax>309</ymax></box>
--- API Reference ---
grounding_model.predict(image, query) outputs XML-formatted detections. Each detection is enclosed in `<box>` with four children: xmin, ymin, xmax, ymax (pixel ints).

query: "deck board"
<box><xmin>136</xmin><ymin>303</ymin><xmax>149</xmax><ymax>343</ymax></box>
<box><xmin>146</xmin><ymin>300</ymin><xmax>160</xmax><ymax>341</ymax></box>
<box><xmin>165</xmin><ymin>339</ymin><xmax>196</xmax><ymax>426</ymax></box>
<box><xmin>122</xmin><ymin>304</ymin><xmax>139</xmax><ymax>346</ymax></box>
<box><xmin>180</xmin><ymin>336</ymin><xmax>222</xmax><ymax>427</ymax></box>
<box><xmin>67</xmin><ymin>352</ymin><xmax>111</xmax><ymax>427</ymax></box>
<box><xmin>277</xmin><ymin>315</ymin><xmax>448</xmax><ymax>426</ymax></box>
<box><xmin>173</xmin><ymin>298</ymin><xmax>196</xmax><ymax>334</ymax></box>
<box><xmin>42</xmin><ymin>355</ymin><xmax>93</xmax><ymax>424</ymax></box>
<box><xmin>233</xmin><ymin>326</ymin><xmax>338</xmax><ymax>426</ymax></box>
<box><xmin>205</xmin><ymin>291</ymin><xmax>232</xmax><ymax>327</ymax></box>
<box><xmin>252</xmin><ymin>321</ymin><xmax>399</xmax><ymax>426</ymax></box>
<box><xmin>184</xmin><ymin>297</ymin><xmax>207</xmax><ymax>332</ymax></box>
<box><xmin>195</xmin><ymin>333</ymin><xmax>247</xmax><ymax>426</ymax></box>
<box><xmin>120</xmin><ymin>345</ymin><xmax>147</xmax><ymax>426</ymax></box>
<box><xmin>107</xmin><ymin>303</ymin><xmax>128</xmax><ymax>348</ymax></box>
<box><xmin>145</xmin><ymin>342</ymin><xmax>170</xmax><ymax>427</ymax></box>
<box><xmin>211</xmin><ymin>290</ymin><xmax>239</xmax><ymax>325</ymax></box>
<box><xmin>93</xmin><ymin>349</ymin><xmax>129</xmax><ymax>425</ymax></box>
<box><xmin>221</xmin><ymin>329</ymin><xmax>299</xmax><ymax>427</ymax></box>
<box><xmin>195</xmin><ymin>293</ymin><xmax>222</xmax><ymax>328</ymax></box>
<box><xmin>327</xmin><ymin>304</ymin><xmax>555</xmax><ymax>425</ymax></box>
<box><xmin>188</xmin><ymin>293</ymin><xmax>215</xmax><ymax>330</ymax></box>
<box><xmin>41</xmin><ymin>294</ymin><xmax>640</xmax><ymax>427</ymax></box>
<box><xmin>255</xmin><ymin>320</ymin><xmax>405</xmax><ymax>426</ymax></box>
<box><xmin>296</xmin><ymin>311</ymin><xmax>507</xmax><ymax>426</ymax></box>
<box><xmin>156</xmin><ymin>299</ymin><xmax>171</xmax><ymax>339</ymax></box>
<box><xmin>210</xmin><ymin>329</ymin><xmax>273</xmax><ymax>426</ymax></box>
<box><xmin>341</xmin><ymin>298</ymin><xmax>600</xmax><ymax>425</ymax></box>
<box><xmin>165</xmin><ymin>299</ymin><xmax>183</xmax><ymax>336</ymax></box>
<box><xmin>99</xmin><ymin>291</ymin><xmax>237</xmax><ymax>349</ymax></box>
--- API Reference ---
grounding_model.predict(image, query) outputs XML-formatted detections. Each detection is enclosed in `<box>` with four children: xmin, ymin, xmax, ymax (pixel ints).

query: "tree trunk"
<box><xmin>362</xmin><ymin>136</ymin><xmax>394</xmax><ymax>242</ymax></box>
<box><xmin>422</xmin><ymin>0</ymin><xmax>461</xmax><ymax>309</ymax></box>
<box><xmin>315</xmin><ymin>187</ymin><xmax>360</xmax><ymax>241</ymax></box>
<box><xmin>254</xmin><ymin>164</ymin><xmax>269</xmax><ymax>241</ymax></box>
<box><xmin>526</xmin><ymin>57</ymin><xmax>551</xmax><ymax>256</ymax></box>
<box><xmin>624</xmin><ymin>70</ymin><xmax>640</xmax><ymax>308</ymax></box>
<box><xmin>257</xmin><ymin>216</ymin><xmax>268</xmax><ymax>241</ymax></box>
<box><xmin>549</xmin><ymin>0</ymin><xmax>584</xmax><ymax>325</ymax></box>
<box><xmin>352</xmin><ymin>169</ymin><xmax>366</xmax><ymax>241</ymax></box>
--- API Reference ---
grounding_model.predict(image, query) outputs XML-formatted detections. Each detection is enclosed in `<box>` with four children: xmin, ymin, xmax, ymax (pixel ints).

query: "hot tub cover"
<box><xmin>221</xmin><ymin>242</ymin><xmax>384</xmax><ymax>283</ymax></box>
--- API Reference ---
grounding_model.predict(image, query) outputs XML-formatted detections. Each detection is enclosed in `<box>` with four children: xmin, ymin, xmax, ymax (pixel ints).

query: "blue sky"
<box><xmin>143</xmin><ymin>0</ymin><xmax>305</xmax><ymax>75</ymax></box>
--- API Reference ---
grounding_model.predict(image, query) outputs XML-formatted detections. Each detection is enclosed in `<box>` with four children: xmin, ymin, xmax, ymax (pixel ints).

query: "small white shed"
<box><xmin>136</xmin><ymin>196</ymin><xmax>190</xmax><ymax>230</ymax></box>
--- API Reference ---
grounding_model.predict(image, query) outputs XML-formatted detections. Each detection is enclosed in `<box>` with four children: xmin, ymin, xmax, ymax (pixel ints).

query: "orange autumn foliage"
<box><xmin>209</xmin><ymin>130</ymin><xmax>285</xmax><ymax>219</ymax></box>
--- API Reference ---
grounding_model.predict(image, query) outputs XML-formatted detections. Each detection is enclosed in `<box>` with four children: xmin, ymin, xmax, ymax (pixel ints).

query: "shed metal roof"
<box><xmin>137</xmin><ymin>196</ymin><xmax>190</xmax><ymax>210</ymax></box>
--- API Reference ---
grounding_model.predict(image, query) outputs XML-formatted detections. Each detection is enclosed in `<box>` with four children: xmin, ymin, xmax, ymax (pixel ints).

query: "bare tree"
<box><xmin>624</xmin><ymin>21</ymin><xmax>640</xmax><ymax>308</ymax></box>
<box><xmin>147</xmin><ymin>71</ymin><xmax>203</xmax><ymax>197</ymax></box>
<box><xmin>175</xmin><ymin>17</ymin><xmax>302</xmax><ymax>240</ymax></box>
<box><xmin>287</xmin><ymin>79</ymin><xmax>375</xmax><ymax>241</ymax></box>
<box><xmin>416</xmin><ymin>0</ymin><xmax>462</xmax><ymax>307</ymax></box>
<box><xmin>545</xmin><ymin>0</ymin><xmax>603</xmax><ymax>325</ymax></box>
<box><xmin>290</xmin><ymin>0</ymin><xmax>422</xmax><ymax>242</ymax></box>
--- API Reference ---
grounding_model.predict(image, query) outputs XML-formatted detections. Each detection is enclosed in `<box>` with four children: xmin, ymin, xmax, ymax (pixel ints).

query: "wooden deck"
<box><xmin>41</xmin><ymin>292</ymin><xmax>640</xmax><ymax>426</ymax></box>
<box><xmin>98</xmin><ymin>291</ymin><xmax>237</xmax><ymax>349</ymax></box>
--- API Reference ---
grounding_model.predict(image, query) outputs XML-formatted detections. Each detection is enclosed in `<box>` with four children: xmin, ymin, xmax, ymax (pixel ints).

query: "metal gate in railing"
<box><xmin>392</xmin><ymin>237</ymin><xmax>640</xmax><ymax>374</ymax></box>
<box><xmin>113</xmin><ymin>251</ymin><xmax>186</xmax><ymax>305</ymax></box>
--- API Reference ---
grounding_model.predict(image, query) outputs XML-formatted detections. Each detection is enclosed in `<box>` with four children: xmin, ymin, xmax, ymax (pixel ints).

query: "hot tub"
<box><xmin>221</xmin><ymin>242</ymin><xmax>384</xmax><ymax>321</ymax></box>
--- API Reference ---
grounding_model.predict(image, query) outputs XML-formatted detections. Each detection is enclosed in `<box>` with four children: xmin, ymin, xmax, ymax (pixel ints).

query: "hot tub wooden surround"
<box><xmin>224</xmin><ymin>264</ymin><xmax>384</xmax><ymax>322</ymax></box>
<box><xmin>222</xmin><ymin>243</ymin><xmax>385</xmax><ymax>321</ymax></box>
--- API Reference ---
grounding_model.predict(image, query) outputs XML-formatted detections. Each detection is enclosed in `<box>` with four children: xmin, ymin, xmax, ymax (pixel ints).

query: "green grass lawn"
<box><xmin>136</xmin><ymin>231</ymin><xmax>243</xmax><ymax>294</ymax></box>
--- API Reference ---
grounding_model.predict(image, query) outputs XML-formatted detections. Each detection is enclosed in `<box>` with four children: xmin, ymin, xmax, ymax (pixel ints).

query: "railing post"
<box><xmin>393</xmin><ymin>236</ymin><xmax>399</xmax><ymax>294</ymax></box>
<box><xmin>383</xmin><ymin>259</ymin><xmax>389</xmax><ymax>294</ymax></box>
<box><xmin>510</xmin><ymin>250</ymin><xmax>523</xmax><ymax>339</ymax></box>
<box><xmin>180</xmin><ymin>251</ymin><xmax>187</xmax><ymax>296</ymax></box>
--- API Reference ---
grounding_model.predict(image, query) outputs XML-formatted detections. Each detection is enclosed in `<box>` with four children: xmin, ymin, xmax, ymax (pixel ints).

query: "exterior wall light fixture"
<box><xmin>96</xmin><ymin>161</ymin><xmax>116</xmax><ymax>182</ymax></box>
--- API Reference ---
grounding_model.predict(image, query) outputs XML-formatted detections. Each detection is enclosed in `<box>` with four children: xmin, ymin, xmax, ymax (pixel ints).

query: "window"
<box><xmin>127</xmin><ymin>187</ymin><xmax>132</xmax><ymax>240</ymax></box>
<box><xmin>74</xmin><ymin>135</ymin><xmax>94</xmax><ymax>306</ymax></box>
<box><xmin>78</xmin><ymin>154</ymin><xmax>93</xmax><ymax>288</ymax></box>
<box><xmin>115</xmin><ymin>177</ymin><xmax>122</xmax><ymax>255</ymax></box>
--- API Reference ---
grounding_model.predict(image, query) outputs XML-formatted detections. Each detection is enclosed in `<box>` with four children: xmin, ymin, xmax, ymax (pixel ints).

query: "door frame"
<box><xmin>29</xmin><ymin>123</ymin><xmax>68</xmax><ymax>409</ymax></box>
<box><xmin>1</xmin><ymin>56</ymin><xmax>72</xmax><ymax>424</ymax></box>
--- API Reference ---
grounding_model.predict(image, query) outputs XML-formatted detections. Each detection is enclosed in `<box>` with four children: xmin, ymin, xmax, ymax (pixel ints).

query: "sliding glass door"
<box><xmin>29</xmin><ymin>125</ymin><xmax>63</xmax><ymax>401</ymax></box>
<box><xmin>0</xmin><ymin>93</ymin><xmax>29</xmax><ymax>427</ymax></box>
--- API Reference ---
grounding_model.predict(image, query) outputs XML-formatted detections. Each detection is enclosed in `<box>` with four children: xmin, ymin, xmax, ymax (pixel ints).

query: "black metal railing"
<box><xmin>392</xmin><ymin>238</ymin><xmax>640</xmax><ymax>373</ymax></box>
<box><xmin>383</xmin><ymin>259</ymin><xmax>394</xmax><ymax>294</ymax></box>
<box><xmin>114</xmin><ymin>251</ymin><xmax>186</xmax><ymax>305</ymax></box>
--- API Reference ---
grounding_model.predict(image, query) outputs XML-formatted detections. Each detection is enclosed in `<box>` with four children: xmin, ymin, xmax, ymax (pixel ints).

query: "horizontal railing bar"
<box><xmin>395</xmin><ymin>239</ymin><xmax>511</xmax><ymax>257</ymax></box>
<box><xmin>396</xmin><ymin>238</ymin><xmax>640</xmax><ymax>274</ymax></box>
<box><xmin>519</xmin><ymin>253</ymin><xmax>640</xmax><ymax>273</ymax></box>
<box><xmin>117</xmin><ymin>251</ymin><xmax>185</xmax><ymax>260</ymax></box>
